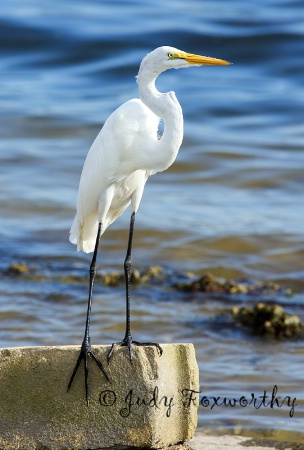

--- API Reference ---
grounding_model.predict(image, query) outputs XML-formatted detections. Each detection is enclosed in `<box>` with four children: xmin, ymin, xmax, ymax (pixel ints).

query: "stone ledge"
<box><xmin>0</xmin><ymin>344</ymin><xmax>199</xmax><ymax>449</ymax></box>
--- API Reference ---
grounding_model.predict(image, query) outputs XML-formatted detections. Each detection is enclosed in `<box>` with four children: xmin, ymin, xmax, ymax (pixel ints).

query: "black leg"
<box><xmin>67</xmin><ymin>222</ymin><xmax>110</xmax><ymax>405</ymax></box>
<box><xmin>107</xmin><ymin>212</ymin><xmax>163</xmax><ymax>363</ymax></box>
<box><xmin>124</xmin><ymin>210</ymin><xmax>135</xmax><ymax>347</ymax></box>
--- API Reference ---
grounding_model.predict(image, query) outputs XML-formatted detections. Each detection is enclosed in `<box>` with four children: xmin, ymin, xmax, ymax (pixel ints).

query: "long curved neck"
<box><xmin>137</xmin><ymin>70</ymin><xmax>183</xmax><ymax>173</ymax></box>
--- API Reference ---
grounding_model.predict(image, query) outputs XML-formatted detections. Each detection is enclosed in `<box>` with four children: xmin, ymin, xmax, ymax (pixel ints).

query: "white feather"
<box><xmin>69</xmin><ymin>46</ymin><xmax>229</xmax><ymax>253</ymax></box>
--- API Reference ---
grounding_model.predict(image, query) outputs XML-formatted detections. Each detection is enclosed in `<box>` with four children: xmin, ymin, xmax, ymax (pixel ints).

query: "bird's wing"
<box><xmin>111</xmin><ymin>98</ymin><xmax>159</xmax><ymax>143</ymax></box>
<box><xmin>70</xmin><ymin>99</ymin><xmax>159</xmax><ymax>251</ymax></box>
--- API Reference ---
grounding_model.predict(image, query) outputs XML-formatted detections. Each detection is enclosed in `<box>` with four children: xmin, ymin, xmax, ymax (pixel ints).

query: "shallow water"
<box><xmin>0</xmin><ymin>0</ymin><xmax>303</xmax><ymax>442</ymax></box>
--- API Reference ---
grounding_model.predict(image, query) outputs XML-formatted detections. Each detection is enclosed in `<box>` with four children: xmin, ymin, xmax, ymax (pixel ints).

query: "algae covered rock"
<box><xmin>175</xmin><ymin>272</ymin><xmax>291</xmax><ymax>297</ymax></box>
<box><xmin>4</xmin><ymin>261</ymin><xmax>30</xmax><ymax>276</ymax></box>
<box><xmin>232</xmin><ymin>302</ymin><xmax>303</xmax><ymax>338</ymax></box>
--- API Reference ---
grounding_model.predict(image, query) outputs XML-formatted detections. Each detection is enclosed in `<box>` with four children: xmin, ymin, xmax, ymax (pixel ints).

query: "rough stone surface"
<box><xmin>0</xmin><ymin>344</ymin><xmax>199</xmax><ymax>449</ymax></box>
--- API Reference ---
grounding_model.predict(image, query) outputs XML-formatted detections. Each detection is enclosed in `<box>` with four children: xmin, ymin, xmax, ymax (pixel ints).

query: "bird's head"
<box><xmin>137</xmin><ymin>45</ymin><xmax>231</xmax><ymax>78</ymax></box>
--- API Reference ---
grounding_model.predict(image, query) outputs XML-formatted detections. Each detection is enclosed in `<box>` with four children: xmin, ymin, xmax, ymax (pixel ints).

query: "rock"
<box><xmin>175</xmin><ymin>273</ymin><xmax>290</xmax><ymax>297</ymax></box>
<box><xmin>232</xmin><ymin>302</ymin><xmax>303</xmax><ymax>338</ymax></box>
<box><xmin>0</xmin><ymin>344</ymin><xmax>199</xmax><ymax>449</ymax></box>
<box><xmin>176</xmin><ymin>273</ymin><xmax>227</xmax><ymax>293</ymax></box>
<box><xmin>3</xmin><ymin>261</ymin><xmax>30</xmax><ymax>276</ymax></box>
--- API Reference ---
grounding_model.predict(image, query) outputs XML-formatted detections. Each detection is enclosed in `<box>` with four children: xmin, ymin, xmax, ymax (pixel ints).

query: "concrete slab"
<box><xmin>190</xmin><ymin>433</ymin><xmax>277</xmax><ymax>450</ymax></box>
<box><xmin>0</xmin><ymin>343</ymin><xmax>199</xmax><ymax>449</ymax></box>
<box><xmin>189</xmin><ymin>432</ymin><xmax>303</xmax><ymax>450</ymax></box>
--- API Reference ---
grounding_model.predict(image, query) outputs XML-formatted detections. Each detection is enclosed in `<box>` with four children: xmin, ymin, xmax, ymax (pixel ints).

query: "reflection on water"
<box><xmin>0</xmin><ymin>0</ymin><xmax>303</xmax><ymax>442</ymax></box>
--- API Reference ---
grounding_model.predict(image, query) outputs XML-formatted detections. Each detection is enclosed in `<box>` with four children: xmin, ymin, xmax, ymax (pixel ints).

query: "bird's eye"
<box><xmin>167</xmin><ymin>52</ymin><xmax>174</xmax><ymax>59</ymax></box>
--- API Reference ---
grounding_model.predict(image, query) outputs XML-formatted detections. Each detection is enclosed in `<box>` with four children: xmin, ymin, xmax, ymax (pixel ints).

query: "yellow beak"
<box><xmin>181</xmin><ymin>52</ymin><xmax>231</xmax><ymax>66</ymax></box>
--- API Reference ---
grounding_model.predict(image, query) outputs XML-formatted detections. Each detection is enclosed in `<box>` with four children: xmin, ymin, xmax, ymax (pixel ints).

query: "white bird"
<box><xmin>67</xmin><ymin>46</ymin><xmax>230</xmax><ymax>403</ymax></box>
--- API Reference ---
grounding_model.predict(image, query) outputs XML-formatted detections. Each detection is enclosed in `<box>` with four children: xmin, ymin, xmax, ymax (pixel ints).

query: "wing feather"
<box><xmin>69</xmin><ymin>98</ymin><xmax>159</xmax><ymax>252</ymax></box>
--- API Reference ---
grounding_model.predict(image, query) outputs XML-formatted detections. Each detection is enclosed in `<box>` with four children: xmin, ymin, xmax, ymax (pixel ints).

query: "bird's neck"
<box><xmin>137</xmin><ymin>73</ymin><xmax>183</xmax><ymax>173</ymax></box>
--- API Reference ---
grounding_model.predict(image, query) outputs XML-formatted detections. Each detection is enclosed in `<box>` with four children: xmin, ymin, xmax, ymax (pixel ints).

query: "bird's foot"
<box><xmin>107</xmin><ymin>333</ymin><xmax>163</xmax><ymax>364</ymax></box>
<box><xmin>67</xmin><ymin>337</ymin><xmax>110</xmax><ymax>405</ymax></box>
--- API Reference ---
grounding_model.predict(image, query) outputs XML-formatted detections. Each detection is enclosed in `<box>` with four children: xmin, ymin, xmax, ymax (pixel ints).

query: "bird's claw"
<box><xmin>107</xmin><ymin>334</ymin><xmax>163</xmax><ymax>364</ymax></box>
<box><xmin>67</xmin><ymin>339</ymin><xmax>110</xmax><ymax>405</ymax></box>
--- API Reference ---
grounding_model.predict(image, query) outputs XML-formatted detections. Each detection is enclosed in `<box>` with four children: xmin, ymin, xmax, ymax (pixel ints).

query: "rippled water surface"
<box><xmin>1</xmin><ymin>0</ymin><xmax>303</xmax><ymax>442</ymax></box>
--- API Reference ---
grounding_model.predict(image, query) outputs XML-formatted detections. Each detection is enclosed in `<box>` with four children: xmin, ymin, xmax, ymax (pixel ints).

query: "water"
<box><xmin>1</xmin><ymin>0</ymin><xmax>303</xmax><ymax>442</ymax></box>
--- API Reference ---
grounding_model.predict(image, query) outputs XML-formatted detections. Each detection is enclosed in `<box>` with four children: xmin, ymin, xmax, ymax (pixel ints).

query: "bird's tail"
<box><xmin>69</xmin><ymin>214</ymin><xmax>99</xmax><ymax>253</ymax></box>
<box><xmin>69</xmin><ymin>215</ymin><xmax>79</xmax><ymax>246</ymax></box>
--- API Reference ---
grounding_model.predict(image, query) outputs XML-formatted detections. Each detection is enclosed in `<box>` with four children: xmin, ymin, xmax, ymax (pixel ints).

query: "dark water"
<box><xmin>1</xmin><ymin>0</ymin><xmax>304</xmax><ymax>442</ymax></box>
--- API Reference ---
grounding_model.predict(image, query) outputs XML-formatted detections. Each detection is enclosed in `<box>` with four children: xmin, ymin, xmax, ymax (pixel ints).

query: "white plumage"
<box><xmin>69</xmin><ymin>46</ymin><xmax>229</xmax><ymax>253</ymax></box>
<box><xmin>69</xmin><ymin>98</ymin><xmax>161</xmax><ymax>252</ymax></box>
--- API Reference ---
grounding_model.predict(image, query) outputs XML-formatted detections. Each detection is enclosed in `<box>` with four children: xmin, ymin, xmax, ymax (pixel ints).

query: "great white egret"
<box><xmin>67</xmin><ymin>46</ymin><xmax>230</xmax><ymax>403</ymax></box>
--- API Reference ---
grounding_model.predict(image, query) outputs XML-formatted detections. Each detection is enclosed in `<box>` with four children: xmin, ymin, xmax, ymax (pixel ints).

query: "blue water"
<box><xmin>0</xmin><ymin>0</ymin><xmax>304</xmax><ymax>441</ymax></box>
